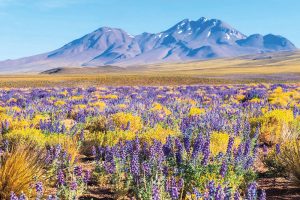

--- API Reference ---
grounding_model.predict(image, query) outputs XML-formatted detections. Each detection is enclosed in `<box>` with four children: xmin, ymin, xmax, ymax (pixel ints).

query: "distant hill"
<box><xmin>0</xmin><ymin>17</ymin><xmax>297</xmax><ymax>73</ymax></box>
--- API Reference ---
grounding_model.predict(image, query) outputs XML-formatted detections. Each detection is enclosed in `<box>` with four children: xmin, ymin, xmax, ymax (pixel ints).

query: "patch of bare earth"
<box><xmin>258</xmin><ymin>177</ymin><xmax>300</xmax><ymax>200</ymax></box>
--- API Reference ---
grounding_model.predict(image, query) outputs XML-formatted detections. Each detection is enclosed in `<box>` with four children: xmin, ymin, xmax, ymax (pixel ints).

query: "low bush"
<box><xmin>251</xmin><ymin>109</ymin><xmax>294</xmax><ymax>144</ymax></box>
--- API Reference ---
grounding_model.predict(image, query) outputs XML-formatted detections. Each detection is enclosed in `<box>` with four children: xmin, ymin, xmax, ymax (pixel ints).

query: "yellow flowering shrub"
<box><xmin>150</xmin><ymin>102</ymin><xmax>171</xmax><ymax>116</ymax></box>
<box><xmin>0</xmin><ymin>106</ymin><xmax>5</xmax><ymax>113</ymax></box>
<box><xmin>54</xmin><ymin>100</ymin><xmax>66</xmax><ymax>107</ymax></box>
<box><xmin>71</xmin><ymin>95</ymin><xmax>84</xmax><ymax>101</ymax></box>
<box><xmin>112</xmin><ymin>112</ymin><xmax>143</xmax><ymax>132</ymax></box>
<box><xmin>251</xmin><ymin>109</ymin><xmax>294</xmax><ymax>144</ymax></box>
<box><xmin>9</xmin><ymin>119</ymin><xmax>30</xmax><ymax>130</ymax></box>
<box><xmin>249</xmin><ymin>98</ymin><xmax>261</xmax><ymax>103</ymax></box>
<box><xmin>189</xmin><ymin>107</ymin><xmax>205</xmax><ymax>117</ymax></box>
<box><xmin>5</xmin><ymin>128</ymin><xmax>79</xmax><ymax>163</ymax></box>
<box><xmin>5</xmin><ymin>129</ymin><xmax>47</xmax><ymax>147</ymax></box>
<box><xmin>235</xmin><ymin>94</ymin><xmax>245</xmax><ymax>102</ymax></box>
<box><xmin>84</xmin><ymin>130</ymin><xmax>136</xmax><ymax>148</ymax></box>
<box><xmin>31</xmin><ymin>114</ymin><xmax>49</xmax><ymax>127</ymax></box>
<box><xmin>140</xmin><ymin>124</ymin><xmax>178</xmax><ymax>144</ymax></box>
<box><xmin>210</xmin><ymin>132</ymin><xmax>241</xmax><ymax>156</ymax></box>
<box><xmin>91</xmin><ymin>101</ymin><xmax>106</xmax><ymax>111</ymax></box>
<box><xmin>73</xmin><ymin>104</ymin><xmax>87</xmax><ymax>110</ymax></box>
<box><xmin>84</xmin><ymin>125</ymin><xmax>177</xmax><ymax>148</ymax></box>
<box><xmin>268</xmin><ymin>87</ymin><xmax>296</xmax><ymax>107</ymax></box>
<box><xmin>118</xmin><ymin>104</ymin><xmax>127</xmax><ymax>109</ymax></box>
<box><xmin>59</xmin><ymin>90</ymin><xmax>68</xmax><ymax>97</ymax></box>
<box><xmin>102</xmin><ymin>94</ymin><xmax>118</xmax><ymax>99</ymax></box>
<box><xmin>9</xmin><ymin>106</ymin><xmax>21</xmax><ymax>113</ymax></box>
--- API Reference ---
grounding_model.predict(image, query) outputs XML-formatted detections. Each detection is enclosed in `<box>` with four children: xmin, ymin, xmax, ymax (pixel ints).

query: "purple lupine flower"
<box><xmin>259</xmin><ymin>190</ymin><xmax>266</xmax><ymax>200</ymax></box>
<box><xmin>79</xmin><ymin>129</ymin><xmax>84</xmax><ymax>141</ymax></box>
<box><xmin>104</xmin><ymin>160</ymin><xmax>116</xmax><ymax>174</ymax></box>
<box><xmin>92</xmin><ymin>146</ymin><xmax>97</xmax><ymax>157</ymax></box>
<box><xmin>193</xmin><ymin>188</ymin><xmax>202</xmax><ymax>199</ymax></box>
<box><xmin>170</xmin><ymin>187</ymin><xmax>179</xmax><ymax>200</ymax></box>
<box><xmin>83</xmin><ymin>170</ymin><xmax>91</xmax><ymax>184</ymax></box>
<box><xmin>70</xmin><ymin>181</ymin><xmax>78</xmax><ymax>191</ymax></box>
<box><xmin>178</xmin><ymin>178</ymin><xmax>184</xmax><ymax>189</ymax></box>
<box><xmin>47</xmin><ymin>195</ymin><xmax>58</xmax><ymax>200</ymax></box>
<box><xmin>234</xmin><ymin>143</ymin><xmax>243</xmax><ymax>163</ymax></box>
<box><xmin>57</xmin><ymin>170</ymin><xmax>65</xmax><ymax>186</ymax></box>
<box><xmin>152</xmin><ymin>184</ymin><xmax>160</xmax><ymax>200</ymax></box>
<box><xmin>244</xmin><ymin>139</ymin><xmax>251</xmax><ymax>156</ymax></box>
<box><xmin>35</xmin><ymin>181</ymin><xmax>43</xmax><ymax>196</ymax></box>
<box><xmin>163</xmin><ymin>166</ymin><xmax>169</xmax><ymax>176</ymax></box>
<box><xmin>142</xmin><ymin>161</ymin><xmax>151</xmax><ymax>176</ymax></box>
<box><xmin>3</xmin><ymin>139</ymin><xmax>9</xmax><ymax>151</ymax></box>
<box><xmin>223</xmin><ymin>187</ymin><xmax>231</xmax><ymax>200</ymax></box>
<box><xmin>175</xmin><ymin>138</ymin><xmax>183</xmax><ymax>165</ymax></box>
<box><xmin>10</xmin><ymin>192</ymin><xmax>18</xmax><ymax>200</ymax></box>
<box><xmin>74</xmin><ymin>166</ymin><xmax>83</xmax><ymax>176</ymax></box>
<box><xmin>293</xmin><ymin>106</ymin><xmax>298</xmax><ymax>118</ymax></box>
<box><xmin>201</xmin><ymin>140</ymin><xmax>210</xmax><ymax>166</ymax></box>
<box><xmin>208</xmin><ymin>181</ymin><xmax>215</xmax><ymax>197</ymax></box>
<box><xmin>45</xmin><ymin>149</ymin><xmax>52</xmax><ymax>164</ymax></box>
<box><xmin>130</xmin><ymin>151</ymin><xmax>140</xmax><ymax>178</ymax></box>
<box><xmin>183</xmin><ymin>136</ymin><xmax>191</xmax><ymax>153</ymax></box>
<box><xmin>244</xmin><ymin>157</ymin><xmax>254</xmax><ymax>170</ymax></box>
<box><xmin>220</xmin><ymin>160</ymin><xmax>228</xmax><ymax>178</ymax></box>
<box><xmin>192</xmin><ymin>133</ymin><xmax>203</xmax><ymax>159</ymax></box>
<box><xmin>226</xmin><ymin>136</ymin><xmax>234</xmax><ymax>155</ymax></box>
<box><xmin>275</xmin><ymin>144</ymin><xmax>280</xmax><ymax>155</ymax></box>
<box><xmin>233</xmin><ymin>190</ymin><xmax>240</xmax><ymax>200</ymax></box>
<box><xmin>54</xmin><ymin>144</ymin><xmax>61</xmax><ymax>159</ymax></box>
<box><xmin>215</xmin><ymin>184</ymin><xmax>222</xmax><ymax>200</ymax></box>
<box><xmin>252</xmin><ymin>144</ymin><xmax>259</xmax><ymax>158</ymax></box>
<box><xmin>19</xmin><ymin>193</ymin><xmax>26</xmax><ymax>200</ymax></box>
<box><xmin>125</xmin><ymin>121</ymin><xmax>131</xmax><ymax>130</ymax></box>
<box><xmin>247</xmin><ymin>182</ymin><xmax>257</xmax><ymax>200</ymax></box>
<box><xmin>163</xmin><ymin>136</ymin><xmax>173</xmax><ymax>157</ymax></box>
<box><xmin>263</xmin><ymin>144</ymin><xmax>268</xmax><ymax>157</ymax></box>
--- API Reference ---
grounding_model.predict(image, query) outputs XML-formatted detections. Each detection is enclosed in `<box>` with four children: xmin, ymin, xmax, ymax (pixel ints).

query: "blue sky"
<box><xmin>0</xmin><ymin>0</ymin><xmax>299</xmax><ymax>60</ymax></box>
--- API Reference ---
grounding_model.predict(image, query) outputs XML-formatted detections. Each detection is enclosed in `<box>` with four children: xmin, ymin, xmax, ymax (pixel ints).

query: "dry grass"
<box><xmin>0</xmin><ymin>144</ymin><xmax>44</xmax><ymax>199</ymax></box>
<box><xmin>277</xmin><ymin>140</ymin><xmax>300</xmax><ymax>184</ymax></box>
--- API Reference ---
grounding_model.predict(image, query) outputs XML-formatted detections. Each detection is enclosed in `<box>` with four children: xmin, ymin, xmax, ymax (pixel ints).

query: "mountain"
<box><xmin>0</xmin><ymin>17</ymin><xmax>297</xmax><ymax>73</ymax></box>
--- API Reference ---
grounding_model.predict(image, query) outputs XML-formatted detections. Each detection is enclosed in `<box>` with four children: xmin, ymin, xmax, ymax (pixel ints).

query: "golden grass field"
<box><xmin>0</xmin><ymin>51</ymin><xmax>299</xmax><ymax>87</ymax></box>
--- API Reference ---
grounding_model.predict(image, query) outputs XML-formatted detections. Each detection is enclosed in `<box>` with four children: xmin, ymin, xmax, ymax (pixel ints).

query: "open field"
<box><xmin>0</xmin><ymin>51</ymin><xmax>300</xmax><ymax>87</ymax></box>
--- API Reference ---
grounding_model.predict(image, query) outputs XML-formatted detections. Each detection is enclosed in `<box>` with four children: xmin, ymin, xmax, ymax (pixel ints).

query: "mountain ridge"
<box><xmin>0</xmin><ymin>17</ymin><xmax>297</xmax><ymax>73</ymax></box>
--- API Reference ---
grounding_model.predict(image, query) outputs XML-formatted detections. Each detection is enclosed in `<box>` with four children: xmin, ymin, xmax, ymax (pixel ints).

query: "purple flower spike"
<box><xmin>83</xmin><ymin>170</ymin><xmax>91</xmax><ymax>184</ymax></box>
<box><xmin>70</xmin><ymin>181</ymin><xmax>78</xmax><ymax>191</ymax></box>
<box><xmin>57</xmin><ymin>169</ymin><xmax>65</xmax><ymax>186</ymax></box>
<box><xmin>152</xmin><ymin>184</ymin><xmax>160</xmax><ymax>200</ymax></box>
<box><xmin>10</xmin><ymin>192</ymin><xmax>18</xmax><ymax>200</ymax></box>
<box><xmin>220</xmin><ymin>160</ymin><xmax>228</xmax><ymax>178</ymax></box>
<box><xmin>259</xmin><ymin>189</ymin><xmax>266</xmax><ymax>200</ymax></box>
<box><xmin>275</xmin><ymin>144</ymin><xmax>280</xmax><ymax>155</ymax></box>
